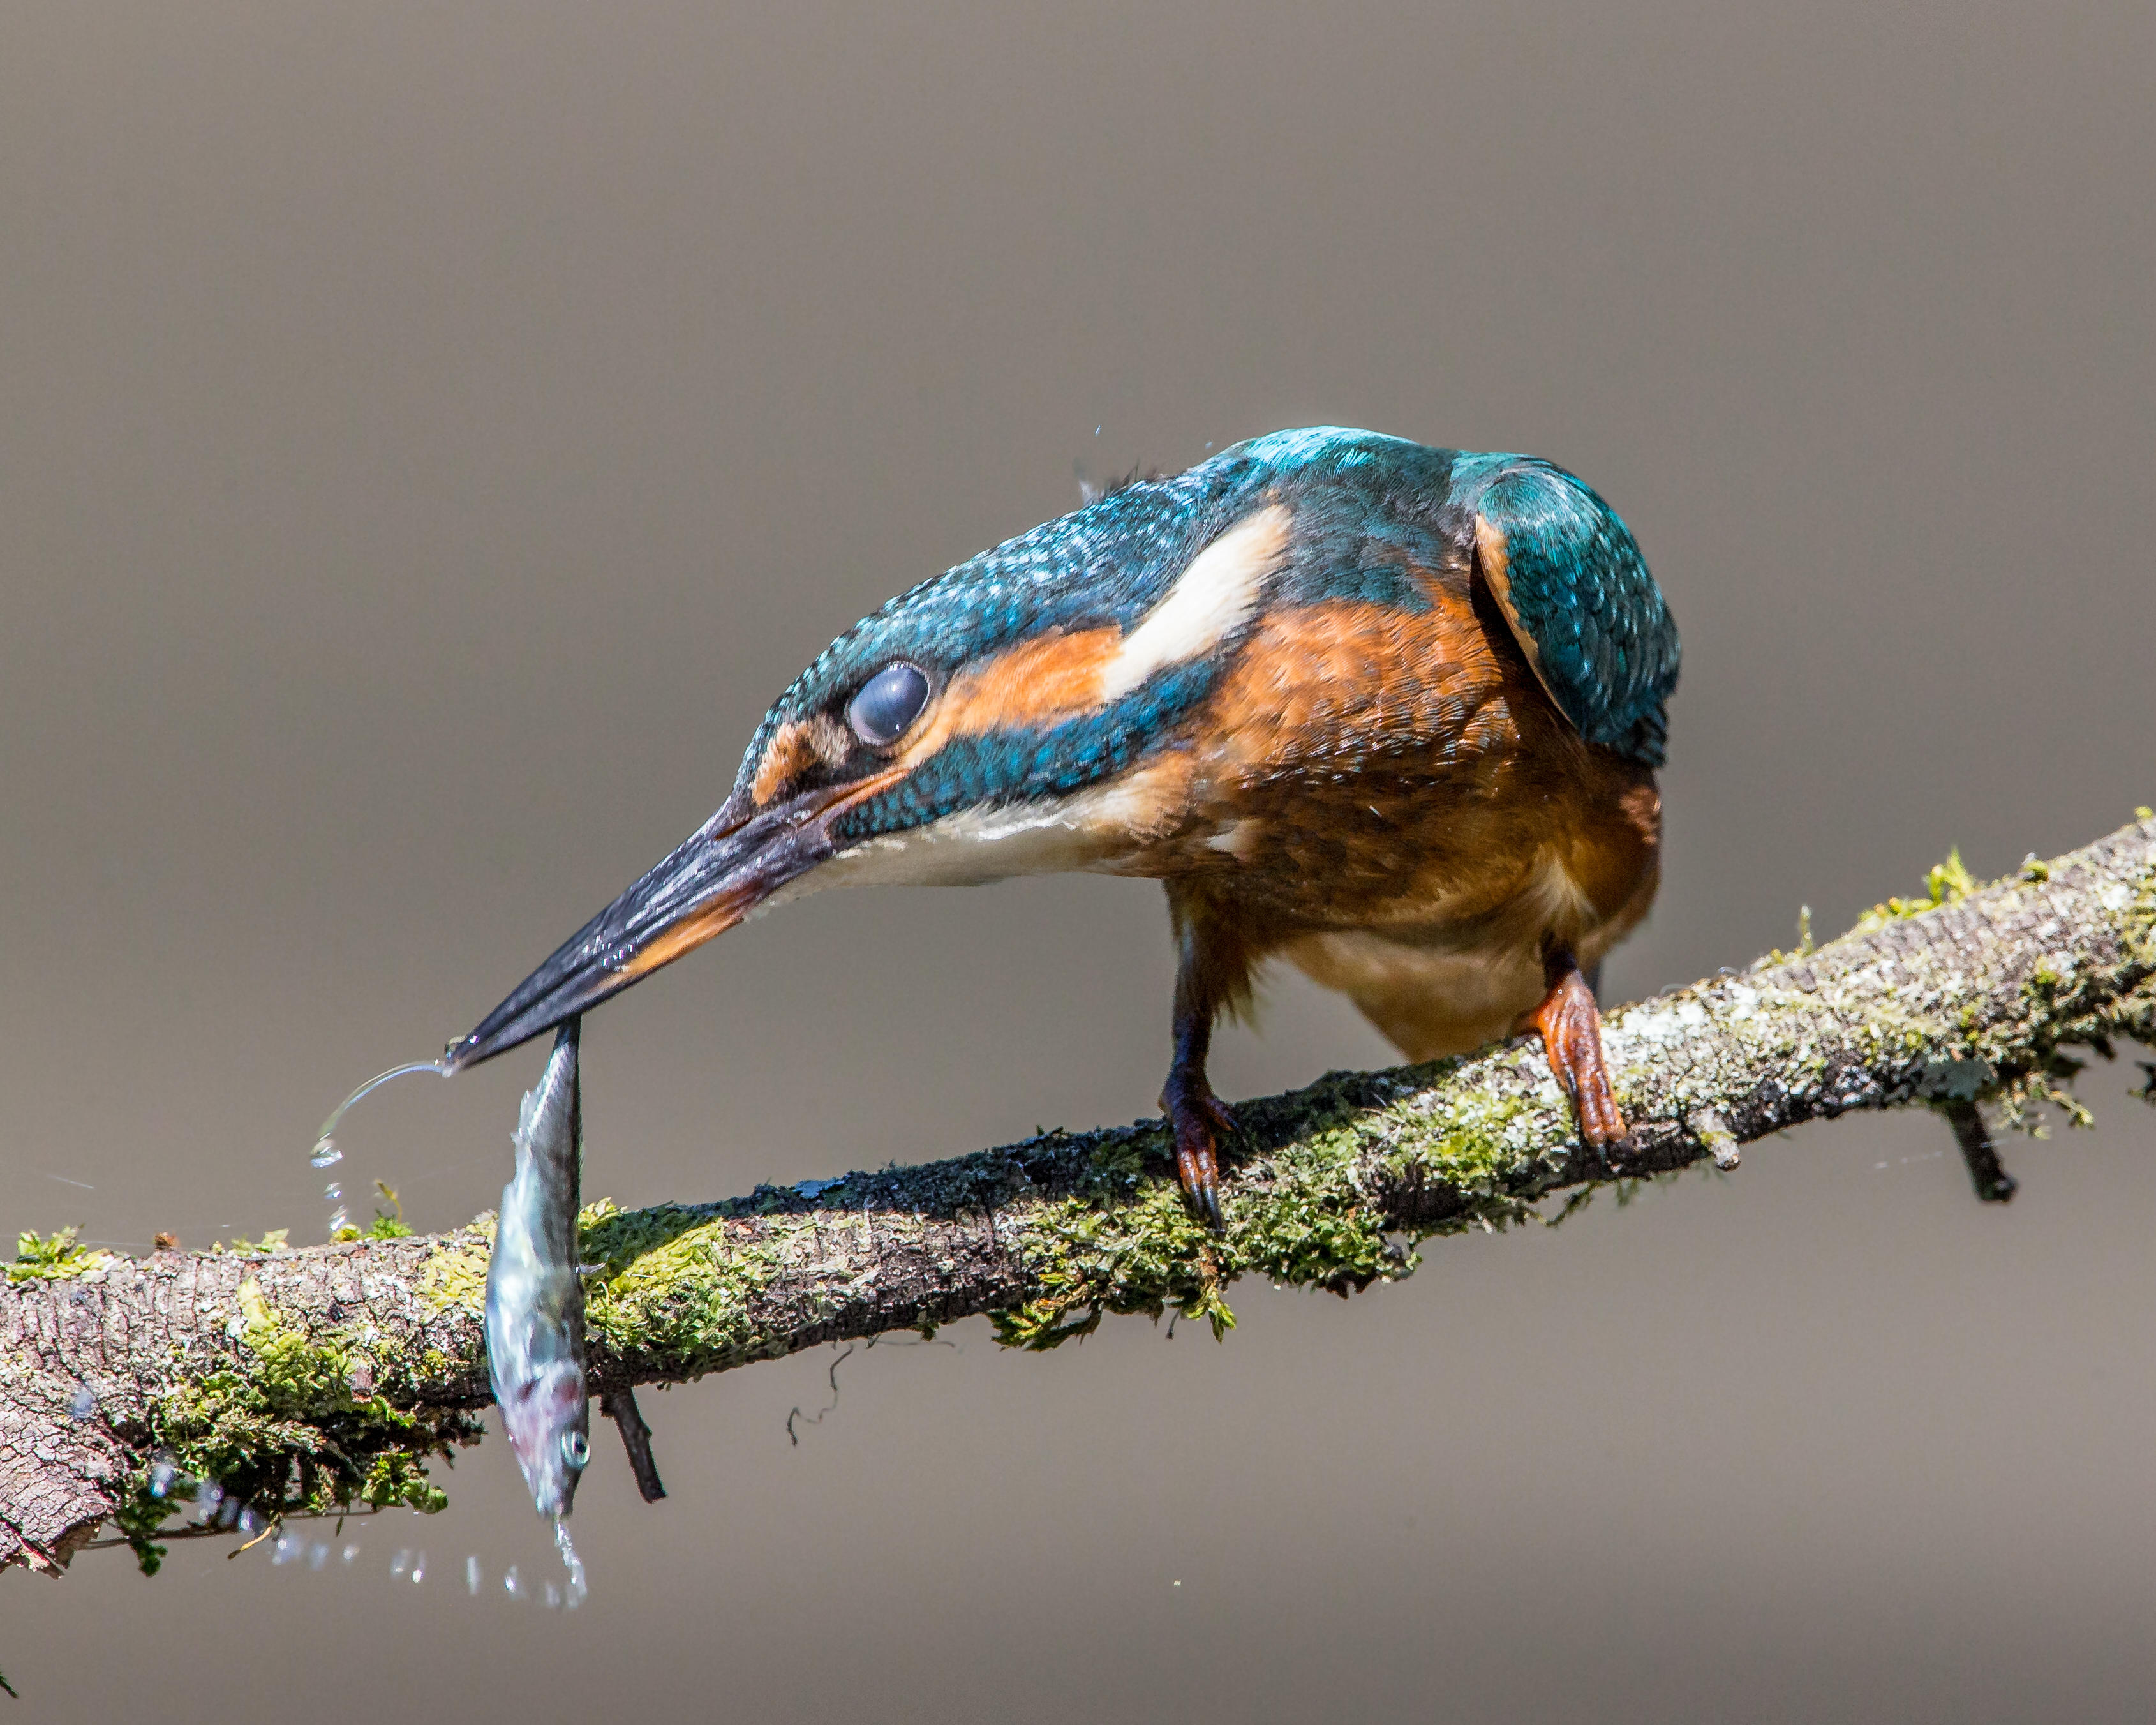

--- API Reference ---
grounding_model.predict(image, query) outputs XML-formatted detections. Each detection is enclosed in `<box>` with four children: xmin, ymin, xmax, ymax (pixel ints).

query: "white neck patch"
<box><xmin>1095</xmin><ymin>504</ymin><xmax>1291</xmax><ymax>703</ymax></box>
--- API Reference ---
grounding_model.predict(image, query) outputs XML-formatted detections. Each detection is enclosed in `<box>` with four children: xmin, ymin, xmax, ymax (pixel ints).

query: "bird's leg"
<box><xmin>1159</xmin><ymin>892</ymin><xmax>1253</xmax><ymax>1231</ymax></box>
<box><xmin>1528</xmin><ymin>945</ymin><xmax>1628</xmax><ymax>1157</ymax></box>
<box><xmin>1161</xmin><ymin>999</ymin><xmax>1235</xmax><ymax>1231</ymax></box>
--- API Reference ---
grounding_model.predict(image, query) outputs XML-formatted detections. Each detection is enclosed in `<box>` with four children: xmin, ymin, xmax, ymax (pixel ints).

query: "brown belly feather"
<box><xmin>1129</xmin><ymin>591</ymin><xmax>1663</xmax><ymax>1056</ymax></box>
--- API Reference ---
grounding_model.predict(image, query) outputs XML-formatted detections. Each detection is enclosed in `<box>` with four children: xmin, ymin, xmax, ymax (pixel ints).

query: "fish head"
<box><xmin>498</xmin><ymin>1355</ymin><xmax>590</xmax><ymax>1518</ymax></box>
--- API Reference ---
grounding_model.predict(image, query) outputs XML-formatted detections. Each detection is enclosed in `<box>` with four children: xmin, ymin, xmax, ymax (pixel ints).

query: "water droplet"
<box><xmin>390</xmin><ymin>1548</ymin><xmax>410</xmax><ymax>1578</ymax></box>
<box><xmin>193</xmin><ymin>1478</ymin><xmax>223</xmax><ymax>1520</ymax></box>
<box><xmin>148</xmin><ymin>1460</ymin><xmax>176</xmax><ymax>1498</ymax></box>
<box><xmin>272</xmin><ymin>1531</ymin><xmax>302</xmax><ymax>1565</ymax></box>
<box><xmin>503</xmin><ymin>1564</ymin><xmax>524</xmax><ymax>1599</ymax></box>
<box><xmin>309</xmin><ymin>1542</ymin><xmax>329</xmax><ymax>1571</ymax></box>
<box><xmin>328</xmin><ymin>1209</ymin><xmax>350</xmax><ymax>1234</ymax></box>
<box><xmin>68</xmin><ymin>1385</ymin><xmax>96</xmax><ymax>1420</ymax></box>
<box><xmin>552</xmin><ymin>1518</ymin><xmax>588</xmax><ymax>1608</ymax></box>
<box><xmin>543</xmin><ymin>1582</ymin><xmax>561</xmax><ymax>1609</ymax></box>
<box><xmin>412</xmin><ymin>1551</ymin><xmax>426</xmax><ymax>1584</ymax></box>
<box><xmin>342</xmin><ymin>1544</ymin><xmax>360</xmax><ymax>1564</ymax></box>
<box><xmin>237</xmin><ymin>1507</ymin><xmax>261</xmax><ymax>1537</ymax></box>
<box><xmin>323</xmin><ymin>1182</ymin><xmax>342</xmax><ymax>1202</ymax></box>
<box><xmin>466</xmin><ymin>1555</ymin><xmax>481</xmax><ymax>1595</ymax></box>
<box><xmin>218</xmin><ymin>1498</ymin><xmax>242</xmax><ymax>1530</ymax></box>
<box><xmin>311</xmin><ymin>1059</ymin><xmax>450</xmax><ymax>1165</ymax></box>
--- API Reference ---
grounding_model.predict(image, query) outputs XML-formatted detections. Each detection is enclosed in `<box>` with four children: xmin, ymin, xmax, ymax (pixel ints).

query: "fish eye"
<box><xmin>563</xmin><ymin>1431</ymin><xmax>590</xmax><ymax>1467</ymax></box>
<box><xmin>845</xmin><ymin>661</ymin><xmax>930</xmax><ymax>747</ymax></box>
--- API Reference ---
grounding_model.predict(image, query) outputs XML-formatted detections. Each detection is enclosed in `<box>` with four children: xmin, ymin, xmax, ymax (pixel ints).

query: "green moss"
<box><xmin>1238</xmin><ymin>1123</ymin><xmax>1392</xmax><ymax>1287</ymax></box>
<box><xmin>218</xmin><ymin>1229</ymin><xmax>290</xmax><ymax>1256</ymax></box>
<box><xmin>580</xmin><ymin>1204</ymin><xmax>785</xmax><ymax>1373</ymax></box>
<box><xmin>236</xmin><ymin>1282</ymin><xmax>353</xmax><ymax>1410</ymax></box>
<box><xmin>357</xmin><ymin>1451</ymin><xmax>448</xmax><ymax>1514</ymax></box>
<box><xmin>978</xmin><ymin>1054</ymin><xmax>1600</xmax><ymax>1352</ymax></box>
<box><xmin>1992</xmin><ymin>1062</ymin><xmax>2098</xmax><ymax>1137</ymax></box>
<box><xmin>364</xmin><ymin>1181</ymin><xmax>413</xmax><ymax>1238</ymax></box>
<box><xmin>7</xmin><ymin>1226</ymin><xmax>118</xmax><ymax>1283</ymax></box>
<box><xmin>119</xmin><ymin>1276</ymin><xmax>470</xmax><ymax>1573</ymax></box>
<box><xmin>992</xmin><ymin>1183</ymin><xmax>1220</xmax><ymax>1348</ymax></box>
<box><xmin>2129</xmin><ymin>865</ymin><xmax>2156</xmax><ymax>964</ymax></box>
<box><xmin>417</xmin><ymin>1236</ymin><xmax>491</xmax><ymax>1315</ymax></box>
<box><xmin>993</xmin><ymin>1096</ymin><xmax>1458</xmax><ymax>1350</ymax></box>
<box><xmin>1396</xmin><ymin>1080</ymin><xmax>1548</xmax><ymax>1194</ymax></box>
<box><xmin>108</xmin><ymin>1465</ymin><xmax>179</xmax><ymax>1575</ymax></box>
<box><xmin>1855</xmin><ymin>846</ymin><xmax>1980</xmax><ymax>934</ymax></box>
<box><xmin>1928</xmin><ymin>849</ymin><xmax>1980</xmax><ymax>904</ymax></box>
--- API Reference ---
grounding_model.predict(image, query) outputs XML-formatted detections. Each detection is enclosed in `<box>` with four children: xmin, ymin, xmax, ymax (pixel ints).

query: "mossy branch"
<box><xmin>6</xmin><ymin>816</ymin><xmax>2153</xmax><ymax>1576</ymax></box>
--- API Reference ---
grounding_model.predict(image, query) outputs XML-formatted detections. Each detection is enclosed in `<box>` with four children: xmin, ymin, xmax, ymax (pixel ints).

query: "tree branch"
<box><xmin>6</xmin><ymin>817</ymin><xmax>2153</xmax><ymax>1575</ymax></box>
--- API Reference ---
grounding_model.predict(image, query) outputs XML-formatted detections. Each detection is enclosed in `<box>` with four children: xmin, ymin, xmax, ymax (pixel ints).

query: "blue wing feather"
<box><xmin>1453</xmin><ymin>454</ymin><xmax>1679</xmax><ymax>767</ymax></box>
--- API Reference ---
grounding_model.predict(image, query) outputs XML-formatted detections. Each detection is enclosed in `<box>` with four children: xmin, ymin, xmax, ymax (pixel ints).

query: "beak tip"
<box><xmin>442</xmin><ymin>1010</ymin><xmax>543</xmax><ymax>1075</ymax></box>
<box><xmin>442</xmin><ymin>1002</ymin><xmax>543</xmax><ymax>1074</ymax></box>
<box><xmin>447</xmin><ymin>790</ymin><xmax>817</xmax><ymax>1077</ymax></box>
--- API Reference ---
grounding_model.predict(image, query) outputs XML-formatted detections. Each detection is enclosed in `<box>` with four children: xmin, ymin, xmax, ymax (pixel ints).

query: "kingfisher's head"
<box><xmin>442</xmin><ymin>435</ymin><xmax>1353</xmax><ymax>1071</ymax></box>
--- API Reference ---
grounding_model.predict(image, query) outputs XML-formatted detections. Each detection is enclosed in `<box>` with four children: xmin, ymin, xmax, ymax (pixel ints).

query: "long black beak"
<box><xmin>443</xmin><ymin>780</ymin><xmax>880</xmax><ymax>1072</ymax></box>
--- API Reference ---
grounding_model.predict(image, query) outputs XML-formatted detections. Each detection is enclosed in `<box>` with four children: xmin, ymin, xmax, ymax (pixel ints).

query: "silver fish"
<box><xmin>484</xmin><ymin>1019</ymin><xmax>591</xmax><ymax>1518</ymax></box>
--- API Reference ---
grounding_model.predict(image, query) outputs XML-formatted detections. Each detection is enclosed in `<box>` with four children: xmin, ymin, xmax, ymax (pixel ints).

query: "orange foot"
<box><xmin>1161</xmin><ymin>1068</ymin><xmax>1235</xmax><ymax>1231</ymax></box>
<box><xmin>1529</xmin><ymin>960</ymin><xmax>1628</xmax><ymax>1158</ymax></box>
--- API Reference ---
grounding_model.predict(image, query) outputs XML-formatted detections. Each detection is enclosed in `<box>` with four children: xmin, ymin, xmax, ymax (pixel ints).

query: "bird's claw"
<box><xmin>1163</xmin><ymin>1079</ymin><xmax>1234</xmax><ymax>1231</ymax></box>
<box><xmin>1531</xmin><ymin>966</ymin><xmax>1629</xmax><ymax>1166</ymax></box>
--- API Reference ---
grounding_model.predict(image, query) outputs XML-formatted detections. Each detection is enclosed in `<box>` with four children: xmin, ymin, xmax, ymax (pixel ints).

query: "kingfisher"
<box><xmin>445</xmin><ymin>428</ymin><xmax>1679</xmax><ymax>1227</ymax></box>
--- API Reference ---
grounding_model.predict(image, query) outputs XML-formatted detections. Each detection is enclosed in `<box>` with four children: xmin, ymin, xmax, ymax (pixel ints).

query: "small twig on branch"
<box><xmin>1941</xmin><ymin>1098</ymin><xmax>2018</xmax><ymax>1202</ymax></box>
<box><xmin>600</xmin><ymin>1389</ymin><xmax>666</xmax><ymax>1502</ymax></box>
<box><xmin>3</xmin><ymin>816</ymin><xmax>2153</xmax><ymax>1575</ymax></box>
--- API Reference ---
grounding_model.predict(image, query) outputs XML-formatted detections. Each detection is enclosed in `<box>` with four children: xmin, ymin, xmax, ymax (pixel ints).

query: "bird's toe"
<box><xmin>1163</xmin><ymin>1079</ymin><xmax>1232</xmax><ymax>1232</ymax></box>
<box><xmin>1531</xmin><ymin>961</ymin><xmax>1629</xmax><ymax>1160</ymax></box>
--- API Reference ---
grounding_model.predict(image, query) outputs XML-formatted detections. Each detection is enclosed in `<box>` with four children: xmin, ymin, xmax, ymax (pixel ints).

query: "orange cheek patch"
<box><xmin>896</xmin><ymin>626</ymin><xmax>1125</xmax><ymax>767</ymax></box>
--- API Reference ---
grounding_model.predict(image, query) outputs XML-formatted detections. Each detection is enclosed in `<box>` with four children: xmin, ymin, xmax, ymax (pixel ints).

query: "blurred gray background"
<box><xmin>4</xmin><ymin>2</ymin><xmax>2154</xmax><ymax>1719</ymax></box>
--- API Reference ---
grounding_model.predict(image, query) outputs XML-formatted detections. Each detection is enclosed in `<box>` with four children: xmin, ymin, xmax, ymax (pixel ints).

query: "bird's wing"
<box><xmin>1468</xmin><ymin>460</ymin><xmax>1679</xmax><ymax>767</ymax></box>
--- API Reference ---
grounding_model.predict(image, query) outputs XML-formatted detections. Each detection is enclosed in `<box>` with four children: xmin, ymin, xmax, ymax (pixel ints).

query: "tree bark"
<box><xmin>5</xmin><ymin>817</ymin><xmax>2153</xmax><ymax>1576</ymax></box>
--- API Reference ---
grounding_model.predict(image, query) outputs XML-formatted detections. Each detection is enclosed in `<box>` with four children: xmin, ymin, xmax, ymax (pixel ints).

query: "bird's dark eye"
<box><xmin>846</xmin><ymin>661</ymin><xmax>930</xmax><ymax>747</ymax></box>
